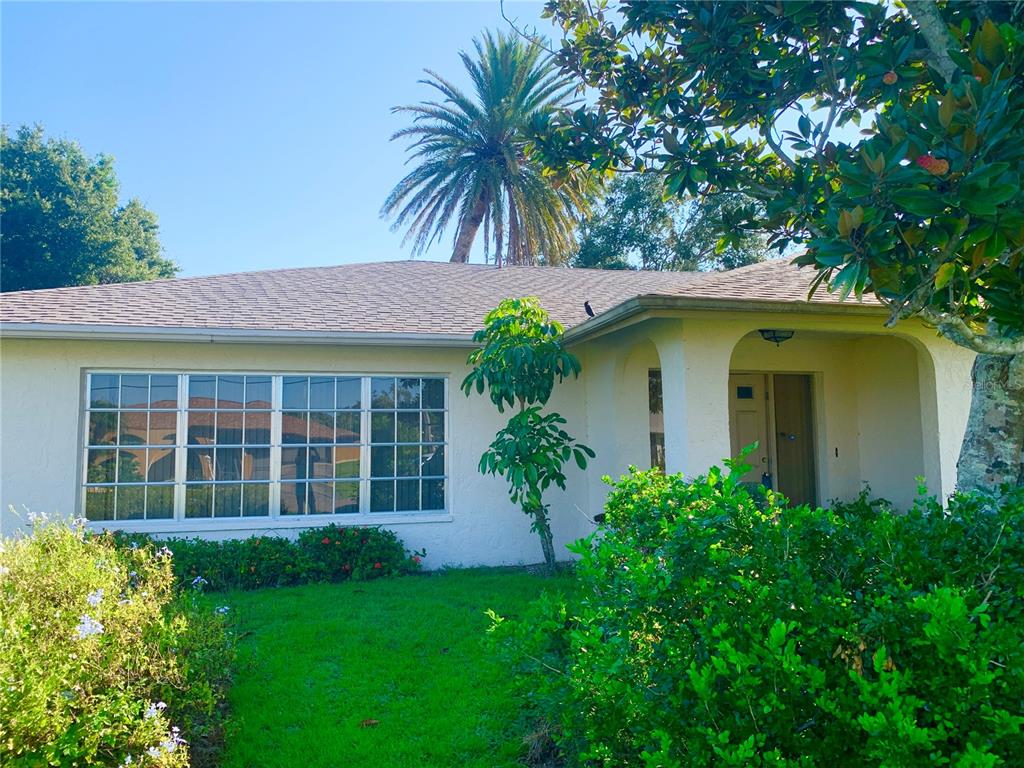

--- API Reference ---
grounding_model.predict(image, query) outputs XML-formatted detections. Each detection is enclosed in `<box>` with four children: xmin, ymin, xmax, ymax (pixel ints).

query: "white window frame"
<box><xmin>80</xmin><ymin>370</ymin><xmax>452</xmax><ymax>533</ymax></box>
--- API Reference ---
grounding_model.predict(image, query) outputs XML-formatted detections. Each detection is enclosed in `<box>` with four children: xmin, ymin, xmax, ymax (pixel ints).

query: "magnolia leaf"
<box><xmin>892</xmin><ymin>189</ymin><xmax>945</xmax><ymax>217</ymax></box>
<box><xmin>977</xmin><ymin>18</ymin><xmax>1005</xmax><ymax>66</ymax></box>
<box><xmin>838</xmin><ymin>210</ymin><xmax>853</xmax><ymax>237</ymax></box>
<box><xmin>938</xmin><ymin>90</ymin><xmax>956</xmax><ymax>130</ymax></box>
<box><xmin>663</xmin><ymin>132</ymin><xmax>681</xmax><ymax>155</ymax></box>
<box><xmin>934</xmin><ymin>262</ymin><xmax>955</xmax><ymax>290</ymax></box>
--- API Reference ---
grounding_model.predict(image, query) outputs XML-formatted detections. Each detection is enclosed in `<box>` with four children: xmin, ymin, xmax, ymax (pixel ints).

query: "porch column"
<box><xmin>650</xmin><ymin>319</ymin><xmax>740</xmax><ymax>477</ymax></box>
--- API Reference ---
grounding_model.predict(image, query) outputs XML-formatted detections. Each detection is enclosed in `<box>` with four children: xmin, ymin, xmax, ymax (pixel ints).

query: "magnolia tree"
<box><xmin>463</xmin><ymin>297</ymin><xmax>594</xmax><ymax>569</ymax></box>
<box><xmin>533</xmin><ymin>0</ymin><xmax>1024</xmax><ymax>491</ymax></box>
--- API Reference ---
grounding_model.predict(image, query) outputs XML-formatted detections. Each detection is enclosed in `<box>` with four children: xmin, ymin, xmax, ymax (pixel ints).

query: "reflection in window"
<box><xmin>83</xmin><ymin>372</ymin><xmax>447</xmax><ymax>523</ymax></box>
<box><xmin>649</xmin><ymin>369</ymin><xmax>665</xmax><ymax>471</ymax></box>
<box><xmin>84</xmin><ymin>374</ymin><xmax>178</xmax><ymax>521</ymax></box>
<box><xmin>185</xmin><ymin>375</ymin><xmax>272</xmax><ymax>519</ymax></box>
<box><xmin>369</xmin><ymin>377</ymin><xmax>446</xmax><ymax>513</ymax></box>
<box><xmin>279</xmin><ymin>376</ymin><xmax>362</xmax><ymax>516</ymax></box>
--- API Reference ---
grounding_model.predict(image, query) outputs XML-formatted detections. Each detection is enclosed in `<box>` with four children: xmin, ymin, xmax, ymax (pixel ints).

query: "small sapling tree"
<box><xmin>462</xmin><ymin>297</ymin><xmax>595</xmax><ymax>569</ymax></box>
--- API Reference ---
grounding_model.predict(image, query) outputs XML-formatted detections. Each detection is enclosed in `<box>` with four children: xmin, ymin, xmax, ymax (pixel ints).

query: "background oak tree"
<box><xmin>574</xmin><ymin>173</ymin><xmax>768</xmax><ymax>271</ymax></box>
<box><xmin>1</xmin><ymin>125</ymin><xmax>177</xmax><ymax>292</ymax></box>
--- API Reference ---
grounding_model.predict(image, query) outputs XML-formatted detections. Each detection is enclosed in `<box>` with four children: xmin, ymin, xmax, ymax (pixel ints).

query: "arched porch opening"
<box><xmin>728</xmin><ymin>329</ymin><xmax>931</xmax><ymax>508</ymax></box>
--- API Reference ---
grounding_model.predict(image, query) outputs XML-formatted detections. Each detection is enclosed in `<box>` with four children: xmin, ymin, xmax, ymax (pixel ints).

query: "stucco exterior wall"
<box><xmin>0</xmin><ymin>312</ymin><xmax>976</xmax><ymax>564</ymax></box>
<box><xmin>0</xmin><ymin>338</ymin><xmax>593</xmax><ymax>567</ymax></box>
<box><xmin>576</xmin><ymin>311</ymin><xmax>974</xmax><ymax>509</ymax></box>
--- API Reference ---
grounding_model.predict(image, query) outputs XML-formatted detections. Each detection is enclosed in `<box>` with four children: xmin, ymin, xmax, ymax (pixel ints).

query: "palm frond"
<box><xmin>381</xmin><ymin>30</ymin><xmax>596</xmax><ymax>264</ymax></box>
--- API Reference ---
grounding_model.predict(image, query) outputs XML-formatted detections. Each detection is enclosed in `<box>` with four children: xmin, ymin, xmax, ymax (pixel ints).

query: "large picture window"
<box><xmin>82</xmin><ymin>372</ymin><xmax>448</xmax><ymax>524</ymax></box>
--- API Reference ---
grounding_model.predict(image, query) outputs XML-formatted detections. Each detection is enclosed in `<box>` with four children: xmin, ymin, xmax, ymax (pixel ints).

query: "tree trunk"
<box><xmin>451</xmin><ymin>191</ymin><xmax>488</xmax><ymax>263</ymax></box>
<box><xmin>956</xmin><ymin>353</ymin><xmax>1024</xmax><ymax>492</ymax></box>
<box><xmin>535</xmin><ymin>514</ymin><xmax>557</xmax><ymax>572</ymax></box>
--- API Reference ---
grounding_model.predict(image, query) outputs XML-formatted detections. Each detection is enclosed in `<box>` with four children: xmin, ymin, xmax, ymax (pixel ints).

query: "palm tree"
<box><xmin>382</xmin><ymin>31</ymin><xmax>596</xmax><ymax>265</ymax></box>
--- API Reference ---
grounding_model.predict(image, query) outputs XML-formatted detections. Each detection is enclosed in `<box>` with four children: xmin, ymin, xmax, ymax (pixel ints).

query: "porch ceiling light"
<box><xmin>759</xmin><ymin>329</ymin><xmax>795</xmax><ymax>346</ymax></box>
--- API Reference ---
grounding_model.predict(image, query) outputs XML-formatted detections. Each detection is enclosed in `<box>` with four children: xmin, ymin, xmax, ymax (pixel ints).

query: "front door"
<box><xmin>728</xmin><ymin>373</ymin><xmax>770</xmax><ymax>483</ymax></box>
<box><xmin>772</xmin><ymin>374</ymin><xmax>817</xmax><ymax>506</ymax></box>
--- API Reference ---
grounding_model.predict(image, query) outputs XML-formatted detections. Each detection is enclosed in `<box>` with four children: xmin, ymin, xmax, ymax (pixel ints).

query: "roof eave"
<box><xmin>563</xmin><ymin>294</ymin><xmax>889</xmax><ymax>344</ymax></box>
<box><xmin>0</xmin><ymin>322</ymin><xmax>477</xmax><ymax>348</ymax></box>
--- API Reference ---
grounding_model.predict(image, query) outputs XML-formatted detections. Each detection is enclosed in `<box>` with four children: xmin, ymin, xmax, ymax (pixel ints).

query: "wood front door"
<box><xmin>773</xmin><ymin>374</ymin><xmax>817</xmax><ymax>506</ymax></box>
<box><xmin>728</xmin><ymin>373</ymin><xmax>770</xmax><ymax>483</ymax></box>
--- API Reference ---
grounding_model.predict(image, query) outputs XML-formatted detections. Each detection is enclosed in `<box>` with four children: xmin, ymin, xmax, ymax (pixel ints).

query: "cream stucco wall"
<box><xmin>576</xmin><ymin>310</ymin><xmax>974</xmax><ymax>510</ymax></box>
<box><xmin>0</xmin><ymin>338</ymin><xmax>593</xmax><ymax>567</ymax></box>
<box><xmin>0</xmin><ymin>312</ymin><xmax>976</xmax><ymax>563</ymax></box>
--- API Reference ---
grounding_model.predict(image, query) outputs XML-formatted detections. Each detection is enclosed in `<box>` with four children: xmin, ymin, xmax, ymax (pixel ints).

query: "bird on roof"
<box><xmin>584</xmin><ymin>300</ymin><xmax>595</xmax><ymax>318</ymax></box>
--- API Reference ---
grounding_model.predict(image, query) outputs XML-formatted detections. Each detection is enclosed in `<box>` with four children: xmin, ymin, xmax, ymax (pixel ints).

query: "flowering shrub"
<box><xmin>491</xmin><ymin>467</ymin><xmax>1024</xmax><ymax>766</ymax></box>
<box><xmin>0</xmin><ymin>514</ymin><xmax>233</xmax><ymax>767</ymax></box>
<box><xmin>297</xmin><ymin>524</ymin><xmax>423</xmax><ymax>581</ymax></box>
<box><xmin>109</xmin><ymin>525</ymin><xmax>423</xmax><ymax>592</ymax></box>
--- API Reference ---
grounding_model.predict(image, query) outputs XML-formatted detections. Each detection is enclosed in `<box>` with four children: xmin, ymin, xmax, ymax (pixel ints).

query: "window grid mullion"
<box><xmin>174</xmin><ymin>373</ymin><xmax>188</xmax><ymax>522</ymax></box>
<box><xmin>359</xmin><ymin>377</ymin><xmax>371</xmax><ymax>517</ymax></box>
<box><xmin>269</xmin><ymin>375</ymin><xmax>282</xmax><ymax>518</ymax></box>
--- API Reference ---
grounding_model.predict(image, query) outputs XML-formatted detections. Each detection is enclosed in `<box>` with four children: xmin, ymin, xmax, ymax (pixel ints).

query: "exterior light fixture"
<box><xmin>759</xmin><ymin>329</ymin><xmax>795</xmax><ymax>346</ymax></box>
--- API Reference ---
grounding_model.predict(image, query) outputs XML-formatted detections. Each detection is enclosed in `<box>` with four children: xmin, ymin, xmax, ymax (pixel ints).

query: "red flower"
<box><xmin>412</xmin><ymin>555</ymin><xmax>421</xmax><ymax>564</ymax></box>
<box><xmin>374</xmin><ymin>562</ymin><xmax>382</xmax><ymax>569</ymax></box>
<box><xmin>321</xmin><ymin>536</ymin><xmax>331</xmax><ymax>545</ymax></box>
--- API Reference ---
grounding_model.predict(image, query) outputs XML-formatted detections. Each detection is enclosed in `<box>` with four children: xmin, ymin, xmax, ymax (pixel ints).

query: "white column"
<box><xmin>651</xmin><ymin>322</ymin><xmax>689</xmax><ymax>474</ymax></box>
<box><xmin>651</xmin><ymin>319</ymin><xmax>745</xmax><ymax>477</ymax></box>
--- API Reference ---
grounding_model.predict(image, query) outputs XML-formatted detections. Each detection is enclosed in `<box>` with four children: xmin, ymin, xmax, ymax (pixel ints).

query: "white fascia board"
<box><xmin>0</xmin><ymin>322</ymin><xmax>477</xmax><ymax>347</ymax></box>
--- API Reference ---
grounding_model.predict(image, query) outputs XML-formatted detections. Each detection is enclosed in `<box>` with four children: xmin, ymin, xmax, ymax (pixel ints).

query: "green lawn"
<box><xmin>220</xmin><ymin>568</ymin><xmax>560</xmax><ymax>768</ymax></box>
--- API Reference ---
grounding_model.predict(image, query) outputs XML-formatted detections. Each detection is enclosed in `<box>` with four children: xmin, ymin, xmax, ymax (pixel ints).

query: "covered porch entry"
<box><xmin>578</xmin><ymin>312</ymin><xmax>970</xmax><ymax>512</ymax></box>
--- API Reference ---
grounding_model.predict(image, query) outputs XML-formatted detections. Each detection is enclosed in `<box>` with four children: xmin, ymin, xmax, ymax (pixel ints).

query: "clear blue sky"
<box><xmin>2</xmin><ymin>1</ymin><xmax>550</xmax><ymax>276</ymax></box>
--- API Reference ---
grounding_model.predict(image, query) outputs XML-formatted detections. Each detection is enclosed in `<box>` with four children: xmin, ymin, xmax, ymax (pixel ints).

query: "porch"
<box><xmin>577</xmin><ymin>312</ymin><xmax>975</xmax><ymax>511</ymax></box>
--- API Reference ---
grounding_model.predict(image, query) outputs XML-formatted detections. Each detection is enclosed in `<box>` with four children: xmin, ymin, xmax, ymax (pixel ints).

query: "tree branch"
<box><xmin>918</xmin><ymin>308</ymin><xmax>1024</xmax><ymax>355</ymax></box>
<box><xmin>904</xmin><ymin>0</ymin><xmax>959</xmax><ymax>83</ymax></box>
<box><xmin>762</xmin><ymin>115</ymin><xmax>799</xmax><ymax>172</ymax></box>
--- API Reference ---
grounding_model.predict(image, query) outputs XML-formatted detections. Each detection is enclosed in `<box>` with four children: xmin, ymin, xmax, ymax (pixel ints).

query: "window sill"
<box><xmin>86</xmin><ymin>511</ymin><xmax>454</xmax><ymax>536</ymax></box>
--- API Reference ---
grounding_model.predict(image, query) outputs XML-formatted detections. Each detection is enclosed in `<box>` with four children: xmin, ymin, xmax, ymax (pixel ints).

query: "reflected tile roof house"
<box><xmin>0</xmin><ymin>259</ymin><xmax>973</xmax><ymax>567</ymax></box>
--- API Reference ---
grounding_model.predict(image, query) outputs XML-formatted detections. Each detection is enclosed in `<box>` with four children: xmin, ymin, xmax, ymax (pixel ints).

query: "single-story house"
<box><xmin>0</xmin><ymin>259</ymin><xmax>975</xmax><ymax>565</ymax></box>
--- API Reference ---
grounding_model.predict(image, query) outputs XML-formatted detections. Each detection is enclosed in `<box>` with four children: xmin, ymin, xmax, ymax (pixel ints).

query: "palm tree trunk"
<box><xmin>452</xmin><ymin>191</ymin><xmax>488</xmax><ymax>263</ymax></box>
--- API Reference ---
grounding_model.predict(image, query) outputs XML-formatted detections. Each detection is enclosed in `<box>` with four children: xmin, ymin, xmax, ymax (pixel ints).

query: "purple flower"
<box><xmin>86</xmin><ymin>589</ymin><xmax>104</xmax><ymax>607</ymax></box>
<box><xmin>74</xmin><ymin>614</ymin><xmax>104</xmax><ymax>639</ymax></box>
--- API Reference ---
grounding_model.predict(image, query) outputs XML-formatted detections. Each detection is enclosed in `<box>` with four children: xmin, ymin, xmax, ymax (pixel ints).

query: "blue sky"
<box><xmin>2</xmin><ymin>1</ymin><xmax>550</xmax><ymax>276</ymax></box>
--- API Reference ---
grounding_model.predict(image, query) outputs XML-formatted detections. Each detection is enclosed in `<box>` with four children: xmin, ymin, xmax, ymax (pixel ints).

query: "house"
<box><xmin>0</xmin><ymin>259</ymin><xmax>975</xmax><ymax>565</ymax></box>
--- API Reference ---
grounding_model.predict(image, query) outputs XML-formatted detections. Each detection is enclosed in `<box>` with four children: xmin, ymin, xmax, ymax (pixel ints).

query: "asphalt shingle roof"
<box><xmin>0</xmin><ymin>258</ymin><xmax>878</xmax><ymax>337</ymax></box>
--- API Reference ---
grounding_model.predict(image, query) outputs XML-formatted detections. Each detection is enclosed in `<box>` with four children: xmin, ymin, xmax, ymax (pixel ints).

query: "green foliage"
<box><xmin>0</xmin><ymin>514</ymin><xmax>233</xmax><ymax>767</ymax></box>
<box><xmin>574</xmin><ymin>174</ymin><xmax>768</xmax><ymax>271</ymax></box>
<box><xmin>108</xmin><ymin>525</ymin><xmax>423</xmax><ymax>592</ymax></box>
<box><xmin>463</xmin><ymin>297</ymin><xmax>593</xmax><ymax>568</ymax></box>
<box><xmin>492</xmin><ymin>469</ymin><xmax>1024</xmax><ymax>766</ymax></box>
<box><xmin>381</xmin><ymin>30</ymin><xmax>598</xmax><ymax>265</ymax></box>
<box><xmin>537</xmin><ymin>1</ymin><xmax>1024</xmax><ymax>354</ymax></box>
<box><xmin>479</xmin><ymin>407</ymin><xmax>595</xmax><ymax>513</ymax></box>
<box><xmin>462</xmin><ymin>296</ymin><xmax>582</xmax><ymax>412</ymax></box>
<box><xmin>1</xmin><ymin>125</ymin><xmax>178</xmax><ymax>292</ymax></box>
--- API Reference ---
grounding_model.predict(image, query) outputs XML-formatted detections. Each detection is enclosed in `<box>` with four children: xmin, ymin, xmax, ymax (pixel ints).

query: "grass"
<box><xmin>220</xmin><ymin>568</ymin><xmax>562</xmax><ymax>768</ymax></box>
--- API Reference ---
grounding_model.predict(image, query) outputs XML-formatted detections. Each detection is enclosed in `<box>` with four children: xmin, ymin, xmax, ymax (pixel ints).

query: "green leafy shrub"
<box><xmin>297</xmin><ymin>524</ymin><xmax>420</xmax><ymax>581</ymax></box>
<box><xmin>108</xmin><ymin>525</ymin><xmax>423</xmax><ymax>592</ymax></box>
<box><xmin>492</xmin><ymin>468</ymin><xmax>1024</xmax><ymax>766</ymax></box>
<box><xmin>0</xmin><ymin>514</ymin><xmax>233</xmax><ymax>767</ymax></box>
